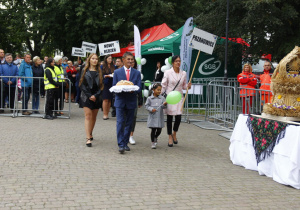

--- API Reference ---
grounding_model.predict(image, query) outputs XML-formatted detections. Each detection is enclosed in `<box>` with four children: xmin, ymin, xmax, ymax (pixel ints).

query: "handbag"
<box><xmin>162</xmin><ymin>77</ymin><xmax>181</xmax><ymax>98</ymax></box>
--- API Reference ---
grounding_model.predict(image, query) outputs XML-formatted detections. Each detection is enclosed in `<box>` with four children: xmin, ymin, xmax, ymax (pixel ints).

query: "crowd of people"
<box><xmin>237</xmin><ymin>61</ymin><xmax>272</xmax><ymax>114</ymax></box>
<box><xmin>0</xmin><ymin>48</ymin><xmax>193</xmax><ymax>153</ymax></box>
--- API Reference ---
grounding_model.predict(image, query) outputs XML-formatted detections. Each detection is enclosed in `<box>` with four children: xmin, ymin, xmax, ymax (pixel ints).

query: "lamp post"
<box><xmin>224</xmin><ymin>0</ymin><xmax>229</xmax><ymax>81</ymax></box>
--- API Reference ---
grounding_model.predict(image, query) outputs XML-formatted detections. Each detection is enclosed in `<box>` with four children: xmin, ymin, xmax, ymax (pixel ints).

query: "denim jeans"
<box><xmin>32</xmin><ymin>90</ymin><xmax>40</xmax><ymax>110</ymax></box>
<box><xmin>22</xmin><ymin>87</ymin><xmax>31</xmax><ymax>110</ymax></box>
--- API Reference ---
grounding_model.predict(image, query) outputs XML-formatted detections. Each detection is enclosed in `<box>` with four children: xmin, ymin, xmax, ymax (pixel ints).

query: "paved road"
<box><xmin>0</xmin><ymin>104</ymin><xmax>300</xmax><ymax>209</ymax></box>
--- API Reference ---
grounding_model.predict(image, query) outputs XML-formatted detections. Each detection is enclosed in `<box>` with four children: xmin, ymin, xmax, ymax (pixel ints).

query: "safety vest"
<box><xmin>44</xmin><ymin>67</ymin><xmax>57</xmax><ymax>90</ymax></box>
<box><xmin>238</xmin><ymin>72</ymin><xmax>256</xmax><ymax>97</ymax></box>
<box><xmin>260</xmin><ymin>71</ymin><xmax>272</xmax><ymax>95</ymax></box>
<box><xmin>54</xmin><ymin>65</ymin><xmax>65</xmax><ymax>82</ymax></box>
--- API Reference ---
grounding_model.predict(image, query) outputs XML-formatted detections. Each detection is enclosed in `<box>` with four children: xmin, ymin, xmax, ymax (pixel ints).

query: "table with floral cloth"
<box><xmin>229</xmin><ymin>114</ymin><xmax>300</xmax><ymax>189</ymax></box>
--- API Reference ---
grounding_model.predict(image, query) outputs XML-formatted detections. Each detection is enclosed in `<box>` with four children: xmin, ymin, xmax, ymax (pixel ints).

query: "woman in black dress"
<box><xmin>79</xmin><ymin>53</ymin><xmax>103</xmax><ymax>147</ymax></box>
<box><xmin>100</xmin><ymin>54</ymin><xmax>116</xmax><ymax>120</ymax></box>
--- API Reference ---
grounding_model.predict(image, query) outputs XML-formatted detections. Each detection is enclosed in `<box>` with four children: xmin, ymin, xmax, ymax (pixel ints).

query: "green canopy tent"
<box><xmin>141</xmin><ymin>26</ymin><xmax>242</xmax><ymax>82</ymax></box>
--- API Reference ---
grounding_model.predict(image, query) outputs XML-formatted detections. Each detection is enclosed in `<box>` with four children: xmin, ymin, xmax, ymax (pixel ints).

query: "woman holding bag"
<box><xmin>161</xmin><ymin>55</ymin><xmax>191</xmax><ymax>147</ymax></box>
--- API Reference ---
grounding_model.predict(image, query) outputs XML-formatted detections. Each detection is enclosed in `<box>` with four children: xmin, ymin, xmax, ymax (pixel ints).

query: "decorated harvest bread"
<box><xmin>116</xmin><ymin>80</ymin><xmax>134</xmax><ymax>86</ymax></box>
<box><xmin>263</xmin><ymin>46</ymin><xmax>300</xmax><ymax>119</ymax></box>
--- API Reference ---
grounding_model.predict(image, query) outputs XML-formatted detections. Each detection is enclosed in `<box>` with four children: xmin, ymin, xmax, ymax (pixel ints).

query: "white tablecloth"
<box><xmin>229</xmin><ymin>114</ymin><xmax>300</xmax><ymax>189</ymax></box>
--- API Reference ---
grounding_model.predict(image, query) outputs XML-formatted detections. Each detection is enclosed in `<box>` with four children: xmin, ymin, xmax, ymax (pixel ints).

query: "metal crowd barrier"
<box><xmin>0</xmin><ymin>76</ymin><xmax>71</xmax><ymax>118</ymax></box>
<box><xmin>202</xmin><ymin>80</ymin><xmax>271</xmax><ymax>129</ymax></box>
<box><xmin>134</xmin><ymin>78</ymin><xmax>272</xmax><ymax>129</ymax></box>
<box><xmin>205</xmin><ymin>81</ymin><xmax>238</xmax><ymax>129</ymax></box>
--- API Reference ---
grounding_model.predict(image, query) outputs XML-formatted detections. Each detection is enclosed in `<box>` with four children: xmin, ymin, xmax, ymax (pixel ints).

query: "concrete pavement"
<box><xmin>0</xmin><ymin>104</ymin><xmax>300</xmax><ymax>209</ymax></box>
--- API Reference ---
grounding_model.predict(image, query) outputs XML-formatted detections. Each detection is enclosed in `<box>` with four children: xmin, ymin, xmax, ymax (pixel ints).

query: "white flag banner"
<box><xmin>134</xmin><ymin>25</ymin><xmax>142</xmax><ymax>71</ymax></box>
<box><xmin>81</xmin><ymin>41</ymin><xmax>97</xmax><ymax>54</ymax></box>
<box><xmin>189</xmin><ymin>28</ymin><xmax>218</xmax><ymax>55</ymax></box>
<box><xmin>98</xmin><ymin>41</ymin><xmax>120</xmax><ymax>56</ymax></box>
<box><xmin>71</xmin><ymin>47</ymin><xmax>86</xmax><ymax>57</ymax></box>
<box><xmin>180</xmin><ymin>17</ymin><xmax>194</xmax><ymax>82</ymax></box>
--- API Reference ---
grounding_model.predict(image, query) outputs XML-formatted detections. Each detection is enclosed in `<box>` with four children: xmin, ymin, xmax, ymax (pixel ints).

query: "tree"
<box><xmin>194</xmin><ymin>0</ymin><xmax>300</xmax><ymax>63</ymax></box>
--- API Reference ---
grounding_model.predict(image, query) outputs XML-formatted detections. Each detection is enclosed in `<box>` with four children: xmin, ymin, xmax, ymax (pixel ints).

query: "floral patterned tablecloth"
<box><xmin>246</xmin><ymin>115</ymin><xmax>288</xmax><ymax>164</ymax></box>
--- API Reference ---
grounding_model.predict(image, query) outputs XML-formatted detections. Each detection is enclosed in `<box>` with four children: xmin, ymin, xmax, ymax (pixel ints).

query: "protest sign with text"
<box><xmin>189</xmin><ymin>28</ymin><xmax>218</xmax><ymax>55</ymax></box>
<box><xmin>71</xmin><ymin>47</ymin><xmax>86</xmax><ymax>57</ymax></box>
<box><xmin>98</xmin><ymin>41</ymin><xmax>120</xmax><ymax>56</ymax></box>
<box><xmin>82</xmin><ymin>41</ymin><xmax>97</xmax><ymax>54</ymax></box>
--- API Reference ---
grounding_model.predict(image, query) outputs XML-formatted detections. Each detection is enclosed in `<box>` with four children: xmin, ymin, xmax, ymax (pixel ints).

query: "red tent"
<box><xmin>112</xmin><ymin>23</ymin><xmax>174</xmax><ymax>57</ymax></box>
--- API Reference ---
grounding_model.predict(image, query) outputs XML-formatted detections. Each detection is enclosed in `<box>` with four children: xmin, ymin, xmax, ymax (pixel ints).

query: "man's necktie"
<box><xmin>126</xmin><ymin>69</ymin><xmax>130</xmax><ymax>81</ymax></box>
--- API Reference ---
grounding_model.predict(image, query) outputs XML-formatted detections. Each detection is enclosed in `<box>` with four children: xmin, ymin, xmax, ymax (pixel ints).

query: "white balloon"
<box><xmin>165</xmin><ymin>58</ymin><xmax>169</xmax><ymax>66</ymax></box>
<box><xmin>148</xmin><ymin>84</ymin><xmax>152</xmax><ymax>90</ymax></box>
<box><xmin>143</xmin><ymin>89</ymin><xmax>149</xmax><ymax>97</ymax></box>
<box><xmin>141</xmin><ymin>73</ymin><xmax>144</xmax><ymax>80</ymax></box>
<box><xmin>161</xmin><ymin>65</ymin><xmax>169</xmax><ymax>72</ymax></box>
<box><xmin>141</xmin><ymin>58</ymin><xmax>147</xmax><ymax>65</ymax></box>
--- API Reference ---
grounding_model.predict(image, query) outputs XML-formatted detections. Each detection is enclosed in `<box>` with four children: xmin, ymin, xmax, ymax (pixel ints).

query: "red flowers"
<box><xmin>265</xmin><ymin>120</ymin><xmax>270</xmax><ymax>128</ymax></box>
<box><xmin>261</xmin><ymin>138</ymin><xmax>267</xmax><ymax>147</ymax></box>
<box><xmin>257</xmin><ymin>118</ymin><xmax>262</xmax><ymax>125</ymax></box>
<box><xmin>274</xmin><ymin>122</ymin><xmax>278</xmax><ymax>130</ymax></box>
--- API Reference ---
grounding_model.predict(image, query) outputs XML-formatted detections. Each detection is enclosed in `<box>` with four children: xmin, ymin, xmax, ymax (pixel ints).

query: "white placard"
<box><xmin>183</xmin><ymin>84</ymin><xmax>203</xmax><ymax>95</ymax></box>
<box><xmin>82</xmin><ymin>41</ymin><xmax>97</xmax><ymax>54</ymax></box>
<box><xmin>71</xmin><ymin>47</ymin><xmax>86</xmax><ymax>57</ymax></box>
<box><xmin>98</xmin><ymin>40</ymin><xmax>120</xmax><ymax>56</ymax></box>
<box><xmin>189</xmin><ymin>28</ymin><xmax>218</xmax><ymax>55</ymax></box>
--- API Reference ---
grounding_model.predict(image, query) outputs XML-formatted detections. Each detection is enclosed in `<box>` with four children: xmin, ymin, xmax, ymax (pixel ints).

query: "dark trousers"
<box><xmin>167</xmin><ymin>115</ymin><xmax>181</xmax><ymax>135</ymax></box>
<box><xmin>111</xmin><ymin>94</ymin><xmax>116</xmax><ymax>116</ymax></box>
<box><xmin>116</xmin><ymin>107</ymin><xmax>135</xmax><ymax>147</ymax></box>
<box><xmin>32</xmin><ymin>90</ymin><xmax>40</xmax><ymax>110</ymax></box>
<box><xmin>22</xmin><ymin>87</ymin><xmax>31</xmax><ymax>110</ymax></box>
<box><xmin>55</xmin><ymin>86</ymin><xmax>64</xmax><ymax>112</ymax></box>
<box><xmin>131</xmin><ymin>107</ymin><xmax>138</xmax><ymax>132</ymax></box>
<box><xmin>4</xmin><ymin>86</ymin><xmax>16</xmax><ymax>109</ymax></box>
<box><xmin>3</xmin><ymin>86</ymin><xmax>15</xmax><ymax>109</ymax></box>
<box><xmin>151</xmin><ymin>128</ymin><xmax>162</xmax><ymax>142</ymax></box>
<box><xmin>0</xmin><ymin>81</ymin><xmax>3</xmax><ymax>108</ymax></box>
<box><xmin>75</xmin><ymin>84</ymin><xmax>80</xmax><ymax>103</ymax></box>
<box><xmin>45</xmin><ymin>89</ymin><xmax>57</xmax><ymax>116</ymax></box>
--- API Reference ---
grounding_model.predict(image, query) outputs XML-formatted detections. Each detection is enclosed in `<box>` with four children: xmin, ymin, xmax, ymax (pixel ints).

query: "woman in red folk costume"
<box><xmin>237</xmin><ymin>63</ymin><xmax>257</xmax><ymax>114</ymax></box>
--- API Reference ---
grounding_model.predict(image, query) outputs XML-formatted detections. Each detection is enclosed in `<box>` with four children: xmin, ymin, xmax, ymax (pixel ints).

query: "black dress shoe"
<box><xmin>168</xmin><ymin>143</ymin><xmax>173</xmax><ymax>147</ymax></box>
<box><xmin>44</xmin><ymin>115</ymin><xmax>53</xmax><ymax>120</ymax></box>
<box><xmin>171</xmin><ymin>135</ymin><xmax>178</xmax><ymax>144</ymax></box>
<box><xmin>119</xmin><ymin>147</ymin><xmax>125</xmax><ymax>154</ymax></box>
<box><xmin>124</xmin><ymin>146</ymin><xmax>130</xmax><ymax>151</ymax></box>
<box><xmin>86</xmin><ymin>138</ymin><xmax>92</xmax><ymax>147</ymax></box>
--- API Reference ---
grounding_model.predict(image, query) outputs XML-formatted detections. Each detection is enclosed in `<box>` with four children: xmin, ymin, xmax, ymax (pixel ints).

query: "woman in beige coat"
<box><xmin>161</xmin><ymin>55</ymin><xmax>191</xmax><ymax>147</ymax></box>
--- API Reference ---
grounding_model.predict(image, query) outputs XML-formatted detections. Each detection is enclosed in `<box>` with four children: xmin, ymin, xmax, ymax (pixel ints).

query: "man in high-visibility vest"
<box><xmin>44</xmin><ymin>58</ymin><xmax>65</xmax><ymax>120</ymax></box>
<box><xmin>54</xmin><ymin>56</ymin><xmax>65</xmax><ymax>116</ymax></box>
<box><xmin>260</xmin><ymin>61</ymin><xmax>272</xmax><ymax>104</ymax></box>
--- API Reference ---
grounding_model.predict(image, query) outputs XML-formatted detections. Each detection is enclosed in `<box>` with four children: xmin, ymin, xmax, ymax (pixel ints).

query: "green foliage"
<box><xmin>0</xmin><ymin>0</ymin><xmax>299</xmax><ymax>63</ymax></box>
<box><xmin>195</xmin><ymin>0</ymin><xmax>300</xmax><ymax>63</ymax></box>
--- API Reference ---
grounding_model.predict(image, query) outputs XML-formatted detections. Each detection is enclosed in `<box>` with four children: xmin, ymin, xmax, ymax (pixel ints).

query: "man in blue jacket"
<box><xmin>0</xmin><ymin>53</ymin><xmax>19</xmax><ymax>111</ymax></box>
<box><xmin>19</xmin><ymin>54</ymin><xmax>33</xmax><ymax>115</ymax></box>
<box><xmin>113</xmin><ymin>52</ymin><xmax>141</xmax><ymax>154</ymax></box>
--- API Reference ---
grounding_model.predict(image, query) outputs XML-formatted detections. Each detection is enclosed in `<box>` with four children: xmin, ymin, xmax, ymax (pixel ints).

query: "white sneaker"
<box><xmin>151</xmin><ymin>142</ymin><xmax>156</xmax><ymax>149</ymax></box>
<box><xmin>129</xmin><ymin>136</ymin><xmax>136</xmax><ymax>145</ymax></box>
<box><xmin>154</xmin><ymin>138</ymin><xmax>158</xmax><ymax>146</ymax></box>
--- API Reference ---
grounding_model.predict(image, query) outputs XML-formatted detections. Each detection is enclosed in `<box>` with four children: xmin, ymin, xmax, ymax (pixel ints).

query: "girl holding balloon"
<box><xmin>145</xmin><ymin>83</ymin><xmax>167</xmax><ymax>149</ymax></box>
<box><xmin>161</xmin><ymin>55</ymin><xmax>192</xmax><ymax>147</ymax></box>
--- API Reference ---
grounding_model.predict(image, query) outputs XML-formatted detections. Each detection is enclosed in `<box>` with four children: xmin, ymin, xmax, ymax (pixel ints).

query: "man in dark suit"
<box><xmin>113</xmin><ymin>52</ymin><xmax>141</xmax><ymax>154</ymax></box>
